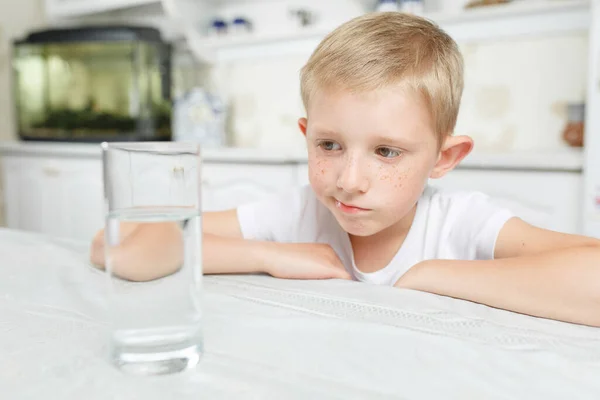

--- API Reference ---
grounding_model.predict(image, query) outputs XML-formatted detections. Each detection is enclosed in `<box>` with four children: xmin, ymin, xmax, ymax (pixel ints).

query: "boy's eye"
<box><xmin>376</xmin><ymin>147</ymin><xmax>401</xmax><ymax>158</ymax></box>
<box><xmin>319</xmin><ymin>141</ymin><xmax>341</xmax><ymax>151</ymax></box>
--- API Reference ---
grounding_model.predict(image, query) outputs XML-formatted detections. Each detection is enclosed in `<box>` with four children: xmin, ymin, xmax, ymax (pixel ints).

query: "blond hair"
<box><xmin>300</xmin><ymin>12</ymin><xmax>464</xmax><ymax>140</ymax></box>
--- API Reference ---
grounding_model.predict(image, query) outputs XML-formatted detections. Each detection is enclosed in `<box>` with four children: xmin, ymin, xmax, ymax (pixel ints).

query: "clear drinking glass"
<box><xmin>101</xmin><ymin>142</ymin><xmax>203</xmax><ymax>375</ymax></box>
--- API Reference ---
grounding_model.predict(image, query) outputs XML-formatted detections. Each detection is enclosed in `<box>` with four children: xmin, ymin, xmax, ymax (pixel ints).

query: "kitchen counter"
<box><xmin>0</xmin><ymin>141</ymin><xmax>309</xmax><ymax>164</ymax></box>
<box><xmin>457</xmin><ymin>148</ymin><xmax>584</xmax><ymax>172</ymax></box>
<box><xmin>0</xmin><ymin>141</ymin><xmax>585</xmax><ymax>171</ymax></box>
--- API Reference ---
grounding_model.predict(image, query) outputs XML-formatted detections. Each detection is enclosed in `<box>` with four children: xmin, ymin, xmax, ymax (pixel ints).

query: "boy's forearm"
<box><xmin>92</xmin><ymin>224</ymin><xmax>276</xmax><ymax>281</ymax></box>
<box><xmin>398</xmin><ymin>245</ymin><xmax>600</xmax><ymax>327</ymax></box>
<box><xmin>202</xmin><ymin>233</ymin><xmax>275</xmax><ymax>275</ymax></box>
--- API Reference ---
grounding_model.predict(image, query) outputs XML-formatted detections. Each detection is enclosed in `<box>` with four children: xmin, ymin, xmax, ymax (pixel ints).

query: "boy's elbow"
<box><xmin>108</xmin><ymin>250</ymin><xmax>183</xmax><ymax>282</ymax></box>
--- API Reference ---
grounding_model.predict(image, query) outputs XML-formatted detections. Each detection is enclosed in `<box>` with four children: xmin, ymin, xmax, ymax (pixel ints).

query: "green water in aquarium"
<box><xmin>13</xmin><ymin>41</ymin><xmax>171</xmax><ymax>140</ymax></box>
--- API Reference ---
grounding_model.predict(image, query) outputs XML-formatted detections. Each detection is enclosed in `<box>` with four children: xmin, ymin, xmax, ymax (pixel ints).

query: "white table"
<box><xmin>2</xmin><ymin>228</ymin><xmax>600</xmax><ymax>399</ymax></box>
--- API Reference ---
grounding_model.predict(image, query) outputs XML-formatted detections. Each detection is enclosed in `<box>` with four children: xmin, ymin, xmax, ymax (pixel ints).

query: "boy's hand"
<box><xmin>265</xmin><ymin>243</ymin><xmax>352</xmax><ymax>280</ymax></box>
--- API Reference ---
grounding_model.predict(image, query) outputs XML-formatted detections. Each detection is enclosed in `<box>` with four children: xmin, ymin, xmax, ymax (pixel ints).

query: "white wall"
<box><xmin>208</xmin><ymin>31</ymin><xmax>588</xmax><ymax>153</ymax></box>
<box><xmin>0</xmin><ymin>0</ymin><xmax>46</xmax><ymax>142</ymax></box>
<box><xmin>0</xmin><ymin>0</ymin><xmax>46</xmax><ymax>226</ymax></box>
<box><xmin>458</xmin><ymin>34</ymin><xmax>588</xmax><ymax>152</ymax></box>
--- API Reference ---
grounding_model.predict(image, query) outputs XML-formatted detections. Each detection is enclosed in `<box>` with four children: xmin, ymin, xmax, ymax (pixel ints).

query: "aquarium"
<box><xmin>12</xmin><ymin>26</ymin><xmax>172</xmax><ymax>142</ymax></box>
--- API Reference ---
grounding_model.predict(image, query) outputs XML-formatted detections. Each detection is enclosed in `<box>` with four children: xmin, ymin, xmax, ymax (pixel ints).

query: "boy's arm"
<box><xmin>395</xmin><ymin>217</ymin><xmax>600</xmax><ymax>327</ymax></box>
<box><xmin>90</xmin><ymin>209</ymin><xmax>350</xmax><ymax>282</ymax></box>
<box><xmin>90</xmin><ymin>210</ymin><xmax>249</xmax><ymax>280</ymax></box>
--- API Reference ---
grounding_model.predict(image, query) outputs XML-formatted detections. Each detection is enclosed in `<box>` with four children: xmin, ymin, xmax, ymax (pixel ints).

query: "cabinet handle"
<box><xmin>172</xmin><ymin>166</ymin><xmax>184</xmax><ymax>173</ymax></box>
<box><xmin>43</xmin><ymin>167</ymin><xmax>60</xmax><ymax>177</ymax></box>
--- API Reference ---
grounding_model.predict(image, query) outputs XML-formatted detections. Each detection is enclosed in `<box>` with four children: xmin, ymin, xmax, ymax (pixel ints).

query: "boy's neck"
<box><xmin>349</xmin><ymin>204</ymin><xmax>418</xmax><ymax>274</ymax></box>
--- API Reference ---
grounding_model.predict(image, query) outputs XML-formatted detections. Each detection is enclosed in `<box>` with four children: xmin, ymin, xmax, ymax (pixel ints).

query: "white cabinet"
<box><xmin>0</xmin><ymin>144</ymin><xmax>586</xmax><ymax>239</ymax></box>
<box><xmin>1</xmin><ymin>156</ymin><xmax>104</xmax><ymax>240</ymax></box>
<box><xmin>0</xmin><ymin>149</ymin><xmax>301</xmax><ymax>239</ymax></box>
<box><xmin>433</xmin><ymin>169</ymin><xmax>582</xmax><ymax>234</ymax></box>
<box><xmin>202</xmin><ymin>163</ymin><xmax>297</xmax><ymax>212</ymax></box>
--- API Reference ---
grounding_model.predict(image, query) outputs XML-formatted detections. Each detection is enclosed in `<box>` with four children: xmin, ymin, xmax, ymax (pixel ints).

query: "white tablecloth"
<box><xmin>2</xmin><ymin>228</ymin><xmax>600</xmax><ymax>399</ymax></box>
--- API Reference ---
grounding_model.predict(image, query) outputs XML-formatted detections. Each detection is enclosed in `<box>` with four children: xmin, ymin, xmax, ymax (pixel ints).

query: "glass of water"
<box><xmin>101</xmin><ymin>142</ymin><xmax>203</xmax><ymax>375</ymax></box>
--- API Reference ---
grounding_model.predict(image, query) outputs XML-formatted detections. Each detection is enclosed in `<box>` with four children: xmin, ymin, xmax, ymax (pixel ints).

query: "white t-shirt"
<box><xmin>237</xmin><ymin>185</ymin><xmax>514</xmax><ymax>286</ymax></box>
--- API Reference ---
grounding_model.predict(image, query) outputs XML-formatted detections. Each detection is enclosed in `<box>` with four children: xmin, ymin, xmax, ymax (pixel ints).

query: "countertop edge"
<box><xmin>0</xmin><ymin>141</ymin><xmax>585</xmax><ymax>172</ymax></box>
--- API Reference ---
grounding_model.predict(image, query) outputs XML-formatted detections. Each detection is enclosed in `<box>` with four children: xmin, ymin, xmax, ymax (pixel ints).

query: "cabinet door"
<box><xmin>433</xmin><ymin>169</ymin><xmax>582</xmax><ymax>234</ymax></box>
<box><xmin>2</xmin><ymin>157</ymin><xmax>46</xmax><ymax>233</ymax></box>
<box><xmin>53</xmin><ymin>159</ymin><xmax>104</xmax><ymax>241</ymax></box>
<box><xmin>201</xmin><ymin>163</ymin><xmax>298</xmax><ymax>212</ymax></box>
<box><xmin>1</xmin><ymin>156</ymin><xmax>104</xmax><ymax>240</ymax></box>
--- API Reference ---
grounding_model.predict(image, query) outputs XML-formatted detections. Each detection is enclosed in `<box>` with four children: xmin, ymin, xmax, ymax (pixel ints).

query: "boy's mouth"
<box><xmin>335</xmin><ymin>199</ymin><xmax>370</xmax><ymax>214</ymax></box>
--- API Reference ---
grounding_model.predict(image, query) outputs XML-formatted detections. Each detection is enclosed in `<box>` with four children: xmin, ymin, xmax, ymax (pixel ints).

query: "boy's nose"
<box><xmin>336</xmin><ymin>158</ymin><xmax>369</xmax><ymax>194</ymax></box>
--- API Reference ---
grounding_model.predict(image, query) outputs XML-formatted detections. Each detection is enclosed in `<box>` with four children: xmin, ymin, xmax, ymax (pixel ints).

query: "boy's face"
<box><xmin>299</xmin><ymin>87</ymin><xmax>445</xmax><ymax>237</ymax></box>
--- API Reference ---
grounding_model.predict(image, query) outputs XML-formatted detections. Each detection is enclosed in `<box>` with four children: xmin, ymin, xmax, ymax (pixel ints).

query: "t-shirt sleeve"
<box><xmin>446</xmin><ymin>191</ymin><xmax>515</xmax><ymax>260</ymax></box>
<box><xmin>236</xmin><ymin>185</ymin><xmax>309</xmax><ymax>243</ymax></box>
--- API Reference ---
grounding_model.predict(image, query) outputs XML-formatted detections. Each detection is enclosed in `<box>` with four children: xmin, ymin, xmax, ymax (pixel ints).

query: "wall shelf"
<box><xmin>45</xmin><ymin>0</ymin><xmax>590</xmax><ymax>63</ymax></box>
<box><xmin>0</xmin><ymin>142</ymin><xmax>584</xmax><ymax>172</ymax></box>
<box><xmin>186</xmin><ymin>0</ymin><xmax>590</xmax><ymax>63</ymax></box>
<box><xmin>436</xmin><ymin>0</ymin><xmax>590</xmax><ymax>42</ymax></box>
<box><xmin>188</xmin><ymin>27</ymin><xmax>330</xmax><ymax>63</ymax></box>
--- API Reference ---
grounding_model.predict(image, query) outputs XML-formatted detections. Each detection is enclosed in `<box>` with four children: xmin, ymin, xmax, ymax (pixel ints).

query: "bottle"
<box><xmin>376</xmin><ymin>0</ymin><xmax>400</xmax><ymax>12</ymax></box>
<box><xmin>172</xmin><ymin>88</ymin><xmax>227</xmax><ymax>148</ymax></box>
<box><xmin>562</xmin><ymin>102</ymin><xmax>585</xmax><ymax>147</ymax></box>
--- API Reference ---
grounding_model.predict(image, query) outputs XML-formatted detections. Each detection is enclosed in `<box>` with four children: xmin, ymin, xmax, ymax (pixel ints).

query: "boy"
<box><xmin>91</xmin><ymin>12</ymin><xmax>600</xmax><ymax>327</ymax></box>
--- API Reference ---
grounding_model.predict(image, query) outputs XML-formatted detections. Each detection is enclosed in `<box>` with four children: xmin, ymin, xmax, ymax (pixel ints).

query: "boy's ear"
<box><xmin>429</xmin><ymin>135</ymin><xmax>474</xmax><ymax>179</ymax></box>
<box><xmin>298</xmin><ymin>118</ymin><xmax>308</xmax><ymax>137</ymax></box>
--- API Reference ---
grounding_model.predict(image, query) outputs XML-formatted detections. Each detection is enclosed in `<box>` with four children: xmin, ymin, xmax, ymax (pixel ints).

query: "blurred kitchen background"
<box><xmin>0</xmin><ymin>0</ymin><xmax>598</xmax><ymax>241</ymax></box>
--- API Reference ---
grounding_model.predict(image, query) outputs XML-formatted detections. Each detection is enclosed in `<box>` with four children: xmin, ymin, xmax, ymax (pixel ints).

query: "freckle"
<box><xmin>321</xmin><ymin>169</ymin><xmax>325</xmax><ymax>174</ymax></box>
